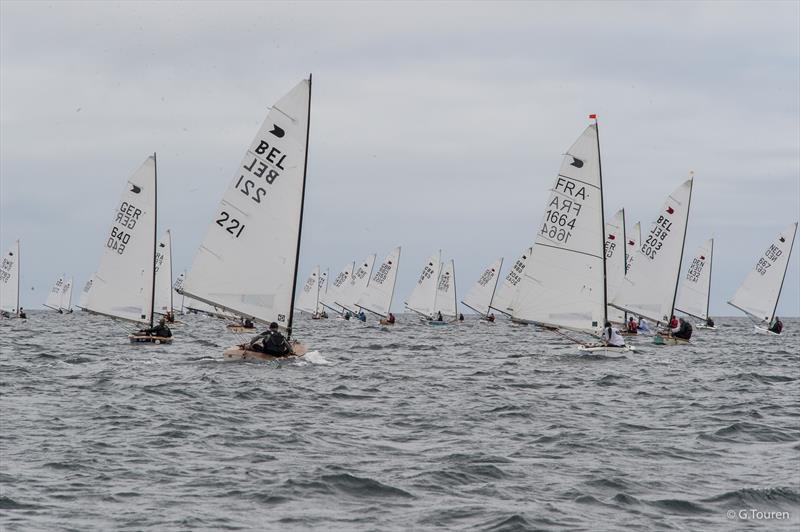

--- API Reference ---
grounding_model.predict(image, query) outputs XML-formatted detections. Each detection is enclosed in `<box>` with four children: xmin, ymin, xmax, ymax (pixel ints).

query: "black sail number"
<box><xmin>216</xmin><ymin>211</ymin><xmax>245</xmax><ymax>238</ymax></box>
<box><xmin>235</xmin><ymin>175</ymin><xmax>267</xmax><ymax>204</ymax></box>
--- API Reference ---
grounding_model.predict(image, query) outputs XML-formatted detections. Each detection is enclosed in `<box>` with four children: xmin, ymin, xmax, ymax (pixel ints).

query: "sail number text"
<box><xmin>505</xmin><ymin>258</ymin><xmax>526</xmax><ymax>287</ymax></box>
<box><xmin>756</xmin><ymin>244</ymin><xmax>782</xmax><ymax>275</ymax></box>
<box><xmin>685</xmin><ymin>257</ymin><xmax>705</xmax><ymax>283</ymax></box>
<box><xmin>373</xmin><ymin>263</ymin><xmax>392</xmax><ymax>284</ymax></box>
<box><xmin>215</xmin><ymin>211</ymin><xmax>245</xmax><ymax>238</ymax></box>
<box><xmin>0</xmin><ymin>258</ymin><xmax>13</xmax><ymax>283</ymax></box>
<box><xmin>641</xmin><ymin>215</ymin><xmax>672</xmax><ymax>260</ymax></box>
<box><xmin>541</xmin><ymin>179</ymin><xmax>585</xmax><ymax>245</ymax></box>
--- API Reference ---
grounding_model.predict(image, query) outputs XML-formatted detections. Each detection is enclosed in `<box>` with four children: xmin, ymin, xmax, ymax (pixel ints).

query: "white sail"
<box><xmin>337</xmin><ymin>254</ymin><xmax>376</xmax><ymax>313</ymax></box>
<box><xmin>296</xmin><ymin>266</ymin><xmax>320</xmax><ymax>314</ymax></box>
<box><xmin>625</xmin><ymin>222</ymin><xmax>642</xmax><ymax>276</ymax></box>
<box><xmin>675</xmin><ymin>238</ymin><xmax>714</xmax><ymax>320</ymax></box>
<box><xmin>84</xmin><ymin>156</ymin><xmax>157</xmax><ymax>324</ymax></box>
<box><xmin>0</xmin><ymin>241</ymin><xmax>20</xmax><ymax>314</ymax></box>
<box><xmin>181</xmin><ymin>79</ymin><xmax>311</xmax><ymax>330</ymax></box>
<box><xmin>173</xmin><ymin>271</ymin><xmax>186</xmax><ymax>314</ymax></box>
<box><xmin>406</xmin><ymin>251</ymin><xmax>442</xmax><ymax>318</ymax></box>
<box><xmin>512</xmin><ymin>125</ymin><xmax>606</xmax><ymax>335</ymax></box>
<box><xmin>729</xmin><ymin>223</ymin><xmax>797</xmax><ymax>324</ymax></box>
<box><xmin>462</xmin><ymin>257</ymin><xmax>503</xmax><ymax>316</ymax></box>
<box><xmin>61</xmin><ymin>277</ymin><xmax>73</xmax><ymax>311</ymax></box>
<box><xmin>317</xmin><ymin>269</ymin><xmax>328</xmax><ymax>313</ymax></box>
<box><xmin>490</xmin><ymin>247</ymin><xmax>532</xmax><ymax>316</ymax></box>
<box><xmin>435</xmin><ymin>259</ymin><xmax>458</xmax><ymax>318</ymax></box>
<box><xmin>45</xmin><ymin>275</ymin><xmax>65</xmax><ymax>311</ymax></box>
<box><xmin>357</xmin><ymin>246</ymin><xmax>401</xmax><ymax>318</ymax></box>
<box><xmin>154</xmin><ymin>230</ymin><xmax>173</xmax><ymax>315</ymax></box>
<box><xmin>321</xmin><ymin>261</ymin><xmax>353</xmax><ymax>313</ymax></box>
<box><xmin>611</xmin><ymin>179</ymin><xmax>693</xmax><ymax>324</ymax></box>
<box><xmin>605</xmin><ymin>209</ymin><xmax>627</xmax><ymax>323</ymax></box>
<box><xmin>77</xmin><ymin>274</ymin><xmax>94</xmax><ymax>310</ymax></box>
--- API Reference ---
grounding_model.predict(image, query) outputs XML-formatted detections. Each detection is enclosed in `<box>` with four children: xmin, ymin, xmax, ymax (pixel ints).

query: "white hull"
<box><xmin>577</xmin><ymin>344</ymin><xmax>635</xmax><ymax>353</ymax></box>
<box><xmin>695</xmin><ymin>324</ymin><xmax>716</xmax><ymax>330</ymax></box>
<box><xmin>754</xmin><ymin>326</ymin><xmax>781</xmax><ymax>336</ymax></box>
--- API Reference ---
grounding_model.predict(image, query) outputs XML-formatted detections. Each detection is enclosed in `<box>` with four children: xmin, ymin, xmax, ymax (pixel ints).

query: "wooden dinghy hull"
<box><xmin>223</xmin><ymin>341</ymin><xmax>308</xmax><ymax>361</ymax></box>
<box><xmin>129</xmin><ymin>335</ymin><xmax>173</xmax><ymax>344</ymax></box>
<box><xmin>226</xmin><ymin>325</ymin><xmax>257</xmax><ymax>333</ymax></box>
<box><xmin>379</xmin><ymin>319</ymin><xmax>395</xmax><ymax>325</ymax></box>
<box><xmin>577</xmin><ymin>344</ymin><xmax>635</xmax><ymax>353</ymax></box>
<box><xmin>653</xmin><ymin>335</ymin><xmax>690</xmax><ymax>346</ymax></box>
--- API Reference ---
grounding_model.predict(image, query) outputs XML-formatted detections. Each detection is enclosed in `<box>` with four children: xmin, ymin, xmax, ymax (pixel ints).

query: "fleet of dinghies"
<box><xmin>3</xmin><ymin>80</ymin><xmax>797</xmax><ymax>355</ymax></box>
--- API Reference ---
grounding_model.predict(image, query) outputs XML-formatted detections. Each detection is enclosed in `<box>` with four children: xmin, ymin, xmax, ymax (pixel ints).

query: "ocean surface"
<box><xmin>1</xmin><ymin>312</ymin><xmax>798</xmax><ymax>531</ymax></box>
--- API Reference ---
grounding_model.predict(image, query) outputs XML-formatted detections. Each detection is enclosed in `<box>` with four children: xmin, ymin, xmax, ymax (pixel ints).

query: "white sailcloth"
<box><xmin>406</xmin><ymin>251</ymin><xmax>442</xmax><ymax>318</ymax></box>
<box><xmin>512</xmin><ymin>124</ymin><xmax>606</xmax><ymax>335</ymax></box>
<box><xmin>0</xmin><ymin>241</ymin><xmax>20</xmax><ymax>314</ymax></box>
<box><xmin>337</xmin><ymin>254</ymin><xmax>376</xmax><ymax>313</ymax></box>
<box><xmin>61</xmin><ymin>277</ymin><xmax>73</xmax><ymax>311</ymax></box>
<box><xmin>611</xmin><ymin>179</ymin><xmax>693</xmax><ymax>324</ymax></box>
<box><xmin>625</xmin><ymin>221</ymin><xmax>642</xmax><ymax>276</ymax></box>
<box><xmin>296</xmin><ymin>266</ymin><xmax>321</xmax><ymax>314</ymax></box>
<box><xmin>173</xmin><ymin>271</ymin><xmax>186</xmax><ymax>314</ymax></box>
<box><xmin>317</xmin><ymin>269</ymin><xmax>328</xmax><ymax>313</ymax></box>
<box><xmin>321</xmin><ymin>261</ymin><xmax>354</xmax><ymax>313</ymax></box>
<box><xmin>490</xmin><ymin>247</ymin><xmax>532</xmax><ymax>316</ymax></box>
<box><xmin>462</xmin><ymin>257</ymin><xmax>503</xmax><ymax>316</ymax></box>
<box><xmin>675</xmin><ymin>238</ymin><xmax>714</xmax><ymax>320</ymax></box>
<box><xmin>78</xmin><ymin>274</ymin><xmax>95</xmax><ymax>310</ymax></box>
<box><xmin>45</xmin><ymin>276</ymin><xmax>66</xmax><ymax>311</ymax></box>
<box><xmin>728</xmin><ymin>223</ymin><xmax>797</xmax><ymax>324</ymax></box>
<box><xmin>154</xmin><ymin>230</ymin><xmax>173</xmax><ymax>315</ymax></box>
<box><xmin>181</xmin><ymin>79</ymin><xmax>310</xmax><ymax>329</ymax></box>
<box><xmin>357</xmin><ymin>246</ymin><xmax>401</xmax><ymax>318</ymax></box>
<box><xmin>435</xmin><ymin>259</ymin><xmax>458</xmax><ymax>318</ymax></box>
<box><xmin>84</xmin><ymin>156</ymin><xmax>157</xmax><ymax>324</ymax></box>
<box><xmin>605</xmin><ymin>209</ymin><xmax>627</xmax><ymax>323</ymax></box>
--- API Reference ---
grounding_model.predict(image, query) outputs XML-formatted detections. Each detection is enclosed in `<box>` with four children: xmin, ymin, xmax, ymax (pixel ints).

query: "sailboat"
<box><xmin>44</xmin><ymin>275</ymin><xmax>73</xmax><ymax>313</ymax></box>
<box><xmin>0</xmin><ymin>241</ymin><xmax>23</xmax><ymax>319</ymax></box>
<box><xmin>490</xmin><ymin>247</ymin><xmax>532</xmax><ymax>318</ymax></box>
<box><xmin>675</xmin><ymin>239</ymin><xmax>715</xmax><ymax>329</ymax></box>
<box><xmin>462</xmin><ymin>257</ymin><xmax>503</xmax><ymax>322</ymax></box>
<box><xmin>320</xmin><ymin>261</ymin><xmax>354</xmax><ymax>317</ymax></box>
<box><xmin>511</xmin><ymin>118</ymin><xmax>633</xmax><ymax>353</ymax></box>
<box><xmin>297</xmin><ymin>266</ymin><xmax>325</xmax><ymax>318</ymax></box>
<box><xmin>154</xmin><ymin>230</ymin><xmax>175</xmax><ymax>320</ymax></box>
<box><xmin>336</xmin><ymin>254</ymin><xmax>376</xmax><ymax>319</ymax></box>
<box><xmin>431</xmin><ymin>258</ymin><xmax>458</xmax><ymax>325</ymax></box>
<box><xmin>728</xmin><ymin>222</ymin><xmax>797</xmax><ymax>335</ymax></box>
<box><xmin>315</xmin><ymin>269</ymin><xmax>329</xmax><ymax>318</ymax></box>
<box><xmin>77</xmin><ymin>274</ymin><xmax>95</xmax><ymax>312</ymax></box>
<box><xmin>356</xmin><ymin>246</ymin><xmax>401</xmax><ymax>324</ymax></box>
<box><xmin>83</xmin><ymin>155</ymin><xmax>169</xmax><ymax>343</ymax></box>
<box><xmin>611</xmin><ymin>178</ymin><xmax>694</xmax><ymax>346</ymax></box>
<box><xmin>179</xmin><ymin>77</ymin><xmax>313</xmax><ymax>360</ymax></box>
<box><xmin>406</xmin><ymin>250</ymin><xmax>442</xmax><ymax>321</ymax></box>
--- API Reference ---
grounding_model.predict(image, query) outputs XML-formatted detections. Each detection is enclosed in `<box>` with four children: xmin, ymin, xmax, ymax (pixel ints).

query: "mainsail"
<box><xmin>490</xmin><ymin>247</ymin><xmax>532</xmax><ymax>316</ymax></box>
<box><xmin>611</xmin><ymin>179</ymin><xmax>694</xmax><ymax>324</ymax></box>
<box><xmin>45</xmin><ymin>276</ymin><xmax>66</xmax><ymax>311</ymax></box>
<box><xmin>511</xmin><ymin>124</ymin><xmax>607</xmax><ymax>335</ymax></box>
<box><xmin>0</xmin><ymin>241</ymin><xmax>20</xmax><ymax>314</ymax></box>
<box><xmin>356</xmin><ymin>246</ymin><xmax>401</xmax><ymax>318</ymax></box>
<box><xmin>337</xmin><ymin>254</ymin><xmax>376</xmax><ymax>313</ymax></box>
<box><xmin>625</xmin><ymin>221</ymin><xmax>642</xmax><ymax>275</ymax></box>
<box><xmin>84</xmin><ymin>156</ymin><xmax>157</xmax><ymax>324</ymax></box>
<box><xmin>728</xmin><ymin>222</ymin><xmax>797</xmax><ymax>324</ymax></box>
<box><xmin>77</xmin><ymin>274</ymin><xmax>95</xmax><ymax>310</ymax></box>
<box><xmin>154</xmin><ymin>230</ymin><xmax>173</xmax><ymax>315</ymax></box>
<box><xmin>181</xmin><ymin>78</ymin><xmax>312</xmax><ymax>332</ymax></box>
<box><xmin>435</xmin><ymin>259</ymin><xmax>458</xmax><ymax>318</ymax></box>
<box><xmin>296</xmin><ymin>266</ymin><xmax>321</xmax><ymax>315</ymax></box>
<box><xmin>675</xmin><ymin>238</ymin><xmax>714</xmax><ymax>320</ymax></box>
<box><xmin>462</xmin><ymin>257</ymin><xmax>503</xmax><ymax>317</ymax></box>
<box><xmin>604</xmin><ymin>208</ymin><xmax>627</xmax><ymax>323</ymax></box>
<box><xmin>321</xmin><ymin>261</ymin><xmax>354</xmax><ymax>314</ymax></box>
<box><xmin>406</xmin><ymin>251</ymin><xmax>442</xmax><ymax>318</ymax></box>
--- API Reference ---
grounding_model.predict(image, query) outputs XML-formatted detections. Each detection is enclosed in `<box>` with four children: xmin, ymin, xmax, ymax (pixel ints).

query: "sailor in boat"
<box><xmin>247</xmin><ymin>322</ymin><xmax>292</xmax><ymax>357</ymax></box>
<box><xmin>357</xmin><ymin>310</ymin><xmax>366</xmax><ymax>322</ymax></box>
<box><xmin>602</xmin><ymin>322</ymin><xmax>626</xmax><ymax>348</ymax></box>
<box><xmin>486</xmin><ymin>313</ymin><xmax>495</xmax><ymax>323</ymax></box>
<box><xmin>670</xmin><ymin>318</ymin><xmax>693</xmax><ymax>341</ymax></box>
<box><xmin>668</xmin><ymin>315</ymin><xmax>679</xmax><ymax>329</ymax></box>
<box><xmin>387</xmin><ymin>312</ymin><xmax>396</xmax><ymax>324</ymax></box>
<box><xmin>138</xmin><ymin>317</ymin><xmax>172</xmax><ymax>338</ymax></box>
<box><xmin>626</xmin><ymin>317</ymin><xmax>638</xmax><ymax>334</ymax></box>
<box><xmin>705</xmin><ymin>317</ymin><xmax>715</xmax><ymax>328</ymax></box>
<box><xmin>769</xmin><ymin>317</ymin><xmax>783</xmax><ymax>334</ymax></box>
<box><xmin>18</xmin><ymin>308</ymin><xmax>27</xmax><ymax>319</ymax></box>
<box><xmin>164</xmin><ymin>311</ymin><xmax>176</xmax><ymax>324</ymax></box>
<box><xmin>458</xmin><ymin>313</ymin><xmax>464</xmax><ymax>322</ymax></box>
<box><xmin>343</xmin><ymin>310</ymin><xmax>352</xmax><ymax>320</ymax></box>
<box><xmin>435</xmin><ymin>311</ymin><xmax>444</xmax><ymax>322</ymax></box>
<box><xmin>637</xmin><ymin>317</ymin><xmax>650</xmax><ymax>332</ymax></box>
<box><xmin>0</xmin><ymin>310</ymin><xmax>9</xmax><ymax>319</ymax></box>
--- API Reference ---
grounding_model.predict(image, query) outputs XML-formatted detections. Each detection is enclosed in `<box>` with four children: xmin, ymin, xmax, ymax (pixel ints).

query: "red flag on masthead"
<box><xmin>589</xmin><ymin>114</ymin><xmax>597</xmax><ymax>119</ymax></box>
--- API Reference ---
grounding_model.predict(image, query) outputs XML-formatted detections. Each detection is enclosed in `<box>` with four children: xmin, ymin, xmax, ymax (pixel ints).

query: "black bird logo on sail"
<box><xmin>628</xmin><ymin>240</ymin><xmax>635</xmax><ymax>246</ymax></box>
<box><xmin>388</xmin><ymin>261</ymin><xmax>393</xmax><ymax>265</ymax></box>
<box><xmin>666</xmin><ymin>206</ymin><xmax>675</xmax><ymax>214</ymax></box>
<box><xmin>608</xmin><ymin>234</ymin><xmax>616</xmax><ymax>240</ymax></box>
<box><xmin>131</xmin><ymin>185</ymin><xmax>141</xmax><ymax>194</ymax></box>
<box><xmin>779</xmin><ymin>237</ymin><xmax>786</xmax><ymax>243</ymax></box>
<box><xmin>570</xmin><ymin>157</ymin><xmax>584</xmax><ymax>168</ymax></box>
<box><xmin>700</xmin><ymin>256</ymin><xmax>706</xmax><ymax>260</ymax></box>
<box><xmin>270</xmin><ymin>124</ymin><xmax>285</xmax><ymax>138</ymax></box>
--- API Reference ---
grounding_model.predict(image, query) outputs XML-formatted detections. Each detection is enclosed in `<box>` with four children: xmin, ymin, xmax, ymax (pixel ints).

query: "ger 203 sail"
<box><xmin>356</xmin><ymin>246</ymin><xmax>401</xmax><ymax>324</ymax></box>
<box><xmin>0</xmin><ymin>241</ymin><xmax>21</xmax><ymax>318</ymax></box>
<box><xmin>84</xmin><ymin>155</ymin><xmax>169</xmax><ymax>343</ymax></box>
<box><xmin>462</xmin><ymin>257</ymin><xmax>503</xmax><ymax>321</ymax></box>
<box><xmin>728</xmin><ymin>222</ymin><xmax>797</xmax><ymax>335</ymax></box>
<box><xmin>406</xmin><ymin>250</ymin><xmax>442</xmax><ymax>321</ymax></box>
<box><xmin>490</xmin><ymin>246</ymin><xmax>531</xmax><ymax>317</ymax></box>
<box><xmin>180</xmin><ymin>77</ymin><xmax>312</xmax><ymax>359</ymax></box>
<box><xmin>511</xmin><ymin>118</ymin><xmax>632</xmax><ymax>353</ymax></box>
<box><xmin>675</xmin><ymin>238</ymin><xmax>715</xmax><ymax>329</ymax></box>
<box><xmin>611</xmin><ymin>178</ymin><xmax>694</xmax><ymax>346</ymax></box>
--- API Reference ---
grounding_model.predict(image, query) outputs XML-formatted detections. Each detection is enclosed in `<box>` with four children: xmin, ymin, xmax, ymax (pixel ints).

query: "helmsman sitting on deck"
<box><xmin>769</xmin><ymin>317</ymin><xmax>783</xmax><ymax>334</ymax></box>
<box><xmin>627</xmin><ymin>317</ymin><xmax>638</xmax><ymax>334</ymax></box>
<box><xmin>602</xmin><ymin>322</ymin><xmax>625</xmax><ymax>348</ymax></box>
<box><xmin>671</xmin><ymin>318</ymin><xmax>692</xmax><ymax>340</ymax></box>
<box><xmin>248</xmin><ymin>322</ymin><xmax>292</xmax><ymax>356</ymax></box>
<box><xmin>637</xmin><ymin>317</ymin><xmax>650</xmax><ymax>332</ymax></box>
<box><xmin>139</xmin><ymin>318</ymin><xmax>172</xmax><ymax>338</ymax></box>
<box><xmin>705</xmin><ymin>317</ymin><xmax>715</xmax><ymax>327</ymax></box>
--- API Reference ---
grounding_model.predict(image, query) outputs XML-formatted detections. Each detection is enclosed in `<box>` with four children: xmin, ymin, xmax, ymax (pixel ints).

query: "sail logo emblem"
<box><xmin>570</xmin><ymin>157</ymin><xmax>584</xmax><ymax>168</ymax></box>
<box><xmin>700</xmin><ymin>256</ymin><xmax>705</xmax><ymax>260</ymax></box>
<box><xmin>779</xmin><ymin>237</ymin><xmax>786</xmax><ymax>243</ymax></box>
<box><xmin>608</xmin><ymin>234</ymin><xmax>615</xmax><ymax>240</ymax></box>
<box><xmin>270</xmin><ymin>124</ymin><xmax>285</xmax><ymax>138</ymax></box>
<box><xmin>666</xmin><ymin>206</ymin><xmax>674</xmax><ymax>214</ymax></box>
<box><xmin>131</xmin><ymin>185</ymin><xmax>141</xmax><ymax>194</ymax></box>
<box><xmin>628</xmin><ymin>240</ymin><xmax>635</xmax><ymax>246</ymax></box>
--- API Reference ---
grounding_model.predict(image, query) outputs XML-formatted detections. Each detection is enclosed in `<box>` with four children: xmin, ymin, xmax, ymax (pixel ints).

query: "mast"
<box><xmin>167</xmin><ymin>229</ymin><xmax>174</xmax><ymax>314</ymax></box>
<box><xmin>593</xmin><ymin>115</ymin><xmax>608</xmax><ymax>327</ymax></box>
<box><xmin>770</xmin><ymin>223</ymin><xmax>797</xmax><ymax>324</ymax></box>
<box><xmin>486</xmin><ymin>257</ymin><xmax>504</xmax><ymax>318</ymax></box>
<box><xmin>669</xmin><ymin>175</ymin><xmax>693</xmax><ymax>322</ymax></box>
<box><xmin>16</xmin><ymin>240</ymin><xmax>20</xmax><ymax>313</ymax></box>
<box><xmin>387</xmin><ymin>247</ymin><xmax>400</xmax><ymax>319</ymax></box>
<box><xmin>287</xmin><ymin>73</ymin><xmax>312</xmax><ymax>340</ymax></box>
<box><xmin>149</xmin><ymin>152</ymin><xmax>158</xmax><ymax>328</ymax></box>
<box><xmin>706</xmin><ymin>238</ymin><xmax>713</xmax><ymax>320</ymax></box>
<box><xmin>452</xmin><ymin>260</ymin><xmax>458</xmax><ymax>318</ymax></box>
<box><xmin>621</xmin><ymin>208</ymin><xmax>628</xmax><ymax>322</ymax></box>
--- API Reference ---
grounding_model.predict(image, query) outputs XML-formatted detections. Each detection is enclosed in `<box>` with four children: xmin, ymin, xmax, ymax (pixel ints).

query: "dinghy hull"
<box><xmin>754</xmin><ymin>326</ymin><xmax>780</xmax><ymax>336</ymax></box>
<box><xmin>129</xmin><ymin>335</ymin><xmax>173</xmax><ymax>344</ymax></box>
<box><xmin>226</xmin><ymin>325</ymin><xmax>256</xmax><ymax>333</ymax></box>
<box><xmin>653</xmin><ymin>335</ymin><xmax>690</xmax><ymax>346</ymax></box>
<box><xmin>695</xmin><ymin>324</ymin><xmax>716</xmax><ymax>330</ymax></box>
<box><xmin>577</xmin><ymin>344</ymin><xmax>635</xmax><ymax>353</ymax></box>
<box><xmin>223</xmin><ymin>341</ymin><xmax>308</xmax><ymax>360</ymax></box>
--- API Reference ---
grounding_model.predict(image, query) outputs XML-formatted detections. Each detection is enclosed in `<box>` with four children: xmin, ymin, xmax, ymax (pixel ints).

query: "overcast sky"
<box><xmin>1</xmin><ymin>0</ymin><xmax>798</xmax><ymax>317</ymax></box>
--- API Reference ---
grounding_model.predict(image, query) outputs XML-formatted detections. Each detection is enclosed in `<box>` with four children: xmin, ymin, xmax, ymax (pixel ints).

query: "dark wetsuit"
<box><xmin>769</xmin><ymin>320</ymin><xmax>783</xmax><ymax>334</ymax></box>
<box><xmin>141</xmin><ymin>324</ymin><xmax>172</xmax><ymax>337</ymax></box>
<box><xmin>251</xmin><ymin>330</ymin><xmax>291</xmax><ymax>356</ymax></box>
<box><xmin>673</xmin><ymin>321</ymin><xmax>692</xmax><ymax>340</ymax></box>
